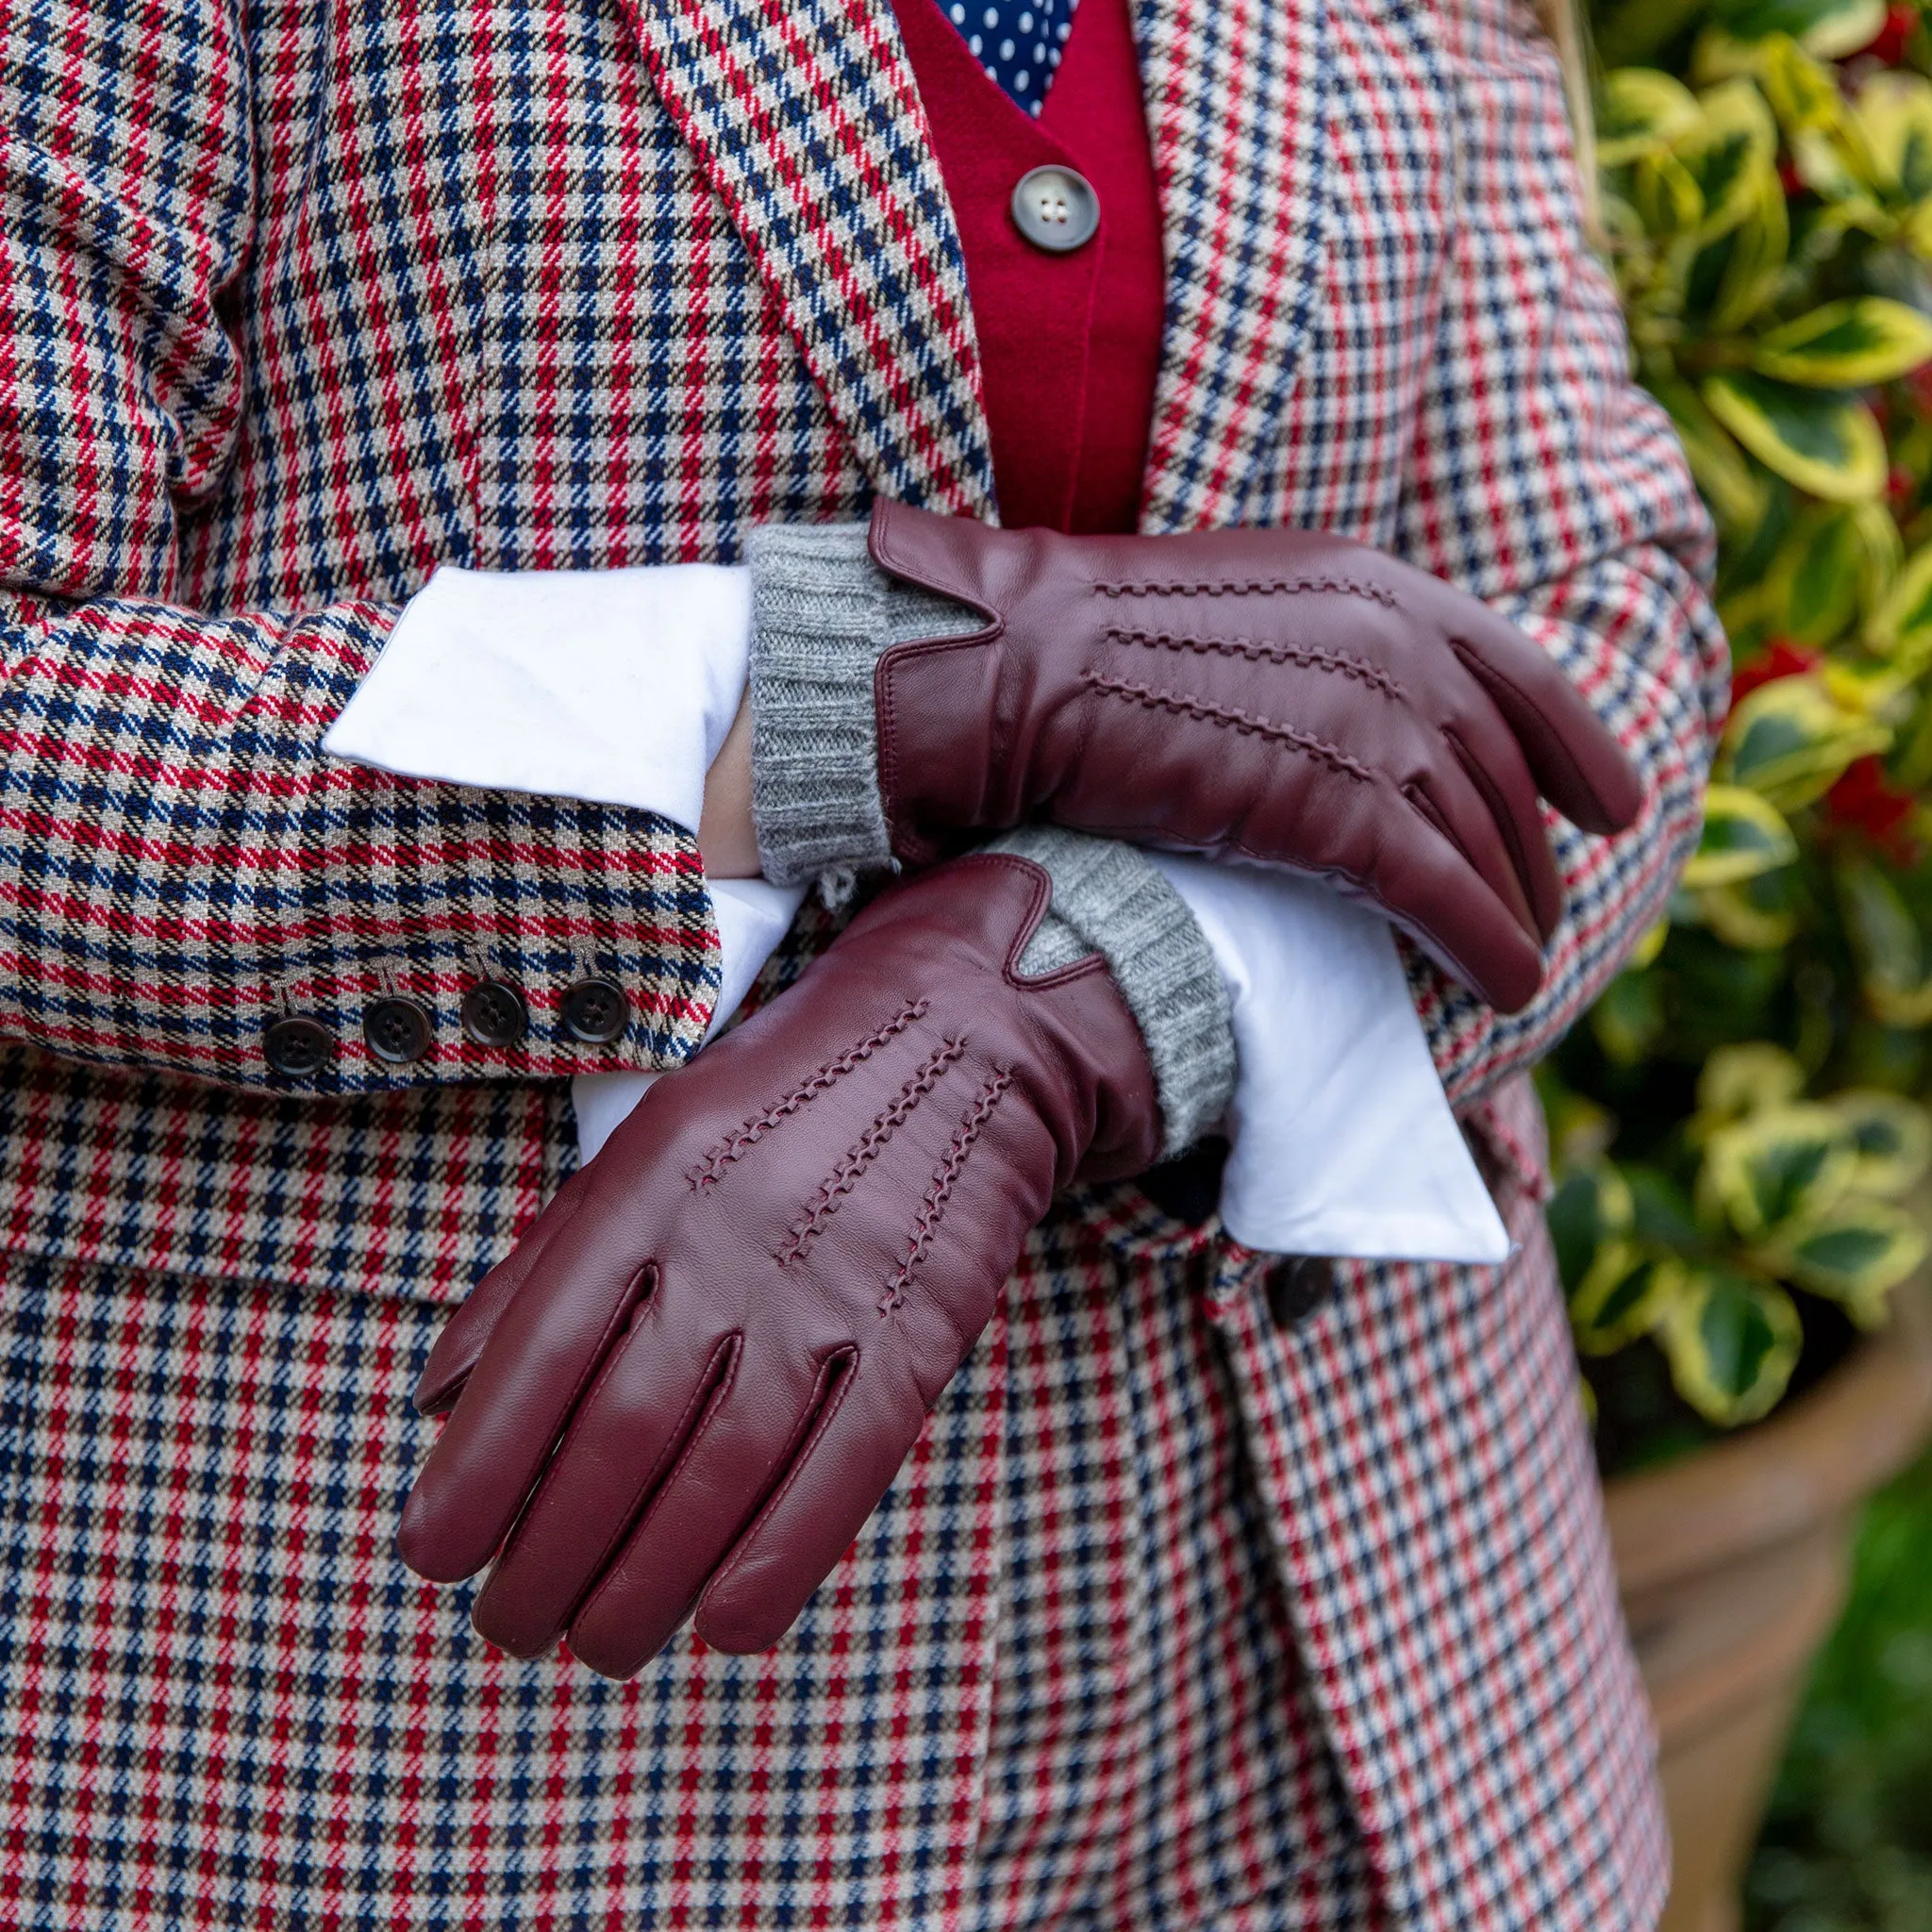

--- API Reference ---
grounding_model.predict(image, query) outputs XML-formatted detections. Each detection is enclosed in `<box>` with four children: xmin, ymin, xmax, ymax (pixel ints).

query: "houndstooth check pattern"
<box><xmin>0</xmin><ymin>1220</ymin><xmax>1378</xmax><ymax>1929</ymax></box>
<box><xmin>0</xmin><ymin>0</ymin><xmax>1723</xmax><ymax>1919</ymax></box>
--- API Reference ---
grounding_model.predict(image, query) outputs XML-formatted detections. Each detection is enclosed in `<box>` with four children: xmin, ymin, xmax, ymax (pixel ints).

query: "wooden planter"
<box><xmin>1604</xmin><ymin>1282</ymin><xmax>1932</xmax><ymax>1932</ymax></box>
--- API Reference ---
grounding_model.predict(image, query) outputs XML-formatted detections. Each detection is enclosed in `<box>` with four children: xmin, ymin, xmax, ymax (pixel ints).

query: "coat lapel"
<box><xmin>616</xmin><ymin>0</ymin><xmax>998</xmax><ymax>517</ymax></box>
<box><xmin>1132</xmin><ymin>0</ymin><xmax>1335</xmax><ymax>532</ymax></box>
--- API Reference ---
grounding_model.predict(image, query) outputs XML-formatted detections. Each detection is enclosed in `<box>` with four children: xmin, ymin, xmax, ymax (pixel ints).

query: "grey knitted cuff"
<box><xmin>745</xmin><ymin>521</ymin><xmax>980</xmax><ymax>889</ymax></box>
<box><xmin>991</xmin><ymin>826</ymin><xmax>1237</xmax><ymax>1159</ymax></box>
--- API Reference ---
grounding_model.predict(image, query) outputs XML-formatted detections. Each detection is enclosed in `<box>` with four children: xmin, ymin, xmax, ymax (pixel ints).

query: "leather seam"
<box><xmin>1106</xmin><ymin>626</ymin><xmax>1407</xmax><ymax>699</ymax></box>
<box><xmin>777</xmin><ymin>1036</ymin><xmax>967</xmax><ymax>1264</ymax></box>
<box><xmin>1402</xmin><ymin>776</ymin><xmax>1475</xmax><ymax>874</ymax></box>
<box><xmin>698</xmin><ymin>1347</ymin><xmax>861</xmax><ymax>1612</ymax></box>
<box><xmin>880</xmin><ymin>1067</ymin><xmax>1012</xmax><ymax>1312</ymax></box>
<box><xmin>689</xmin><ymin>998</ymin><xmax>929</xmax><ymax>1189</ymax></box>
<box><xmin>568</xmin><ymin>1332</ymin><xmax>744</xmax><ymax>1626</ymax></box>
<box><xmin>1442</xmin><ymin>722</ymin><xmax>1548</xmax><ymax>929</ymax></box>
<box><xmin>1093</xmin><ymin>576</ymin><xmax>1398</xmax><ymax>607</ymax></box>
<box><xmin>1080</xmin><ymin>672</ymin><xmax>1373</xmax><ymax>780</ymax></box>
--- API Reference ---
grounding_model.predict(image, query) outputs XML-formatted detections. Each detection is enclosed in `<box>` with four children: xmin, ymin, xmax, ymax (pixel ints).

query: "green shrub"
<box><xmin>1559</xmin><ymin>0</ymin><xmax>1932</xmax><ymax>1461</ymax></box>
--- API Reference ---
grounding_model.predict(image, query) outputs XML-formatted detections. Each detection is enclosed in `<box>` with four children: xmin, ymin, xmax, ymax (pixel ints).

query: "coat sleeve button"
<box><xmin>263</xmin><ymin>1015</ymin><xmax>335</xmax><ymax>1078</ymax></box>
<box><xmin>364</xmin><ymin>996</ymin><xmax>436</xmax><ymax>1065</ymax></box>
<box><xmin>1265</xmin><ymin>1255</ymin><xmax>1335</xmax><ymax>1331</ymax></box>
<box><xmin>460</xmin><ymin>978</ymin><xmax>530</xmax><ymax>1049</ymax></box>
<box><xmin>559</xmin><ymin>976</ymin><xmax>630</xmax><ymax>1045</ymax></box>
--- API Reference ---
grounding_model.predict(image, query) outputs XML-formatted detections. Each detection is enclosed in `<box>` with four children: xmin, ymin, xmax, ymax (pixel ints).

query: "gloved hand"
<box><xmin>397</xmin><ymin>854</ymin><xmax>1162</xmax><ymax>1676</ymax></box>
<box><xmin>850</xmin><ymin>500</ymin><xmax>1644</xmax><ymax>1012</ymax></box>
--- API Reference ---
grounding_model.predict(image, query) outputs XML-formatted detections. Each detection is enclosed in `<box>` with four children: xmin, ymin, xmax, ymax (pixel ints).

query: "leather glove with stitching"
<box><xmin>397</xmin><ymin>853</ymin><xmax>1162</xmax><ymax>1676</ymax></box>
<box><xmin>854</xmin><ymin>500</ymin><xmax>1644</xmax><ymax>1012</ymax></box>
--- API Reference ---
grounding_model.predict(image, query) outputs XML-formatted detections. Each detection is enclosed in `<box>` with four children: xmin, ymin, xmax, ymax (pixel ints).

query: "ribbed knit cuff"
<box><xmin>745</xmin><ymin>521</ymin><xmax>980</xmax><ymax>890</ymax></box>
<box><xmin>991</xmin><ymin>826</ymin><xmax>1237</xmax><ymax>1159</ymax></box>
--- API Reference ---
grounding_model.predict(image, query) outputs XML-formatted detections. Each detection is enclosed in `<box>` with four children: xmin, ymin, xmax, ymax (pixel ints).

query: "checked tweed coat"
<box><xmin>0</xmin><ymin>0</ymin><xmax>1725</xmax><ymax>1919</ymax></box>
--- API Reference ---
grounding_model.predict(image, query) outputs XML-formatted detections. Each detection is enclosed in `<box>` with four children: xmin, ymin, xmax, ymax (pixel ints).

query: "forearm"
<box><xmin>696</xmin><ymin>692</ymin><xmax>760</xmax><ymax>879</ymax></box>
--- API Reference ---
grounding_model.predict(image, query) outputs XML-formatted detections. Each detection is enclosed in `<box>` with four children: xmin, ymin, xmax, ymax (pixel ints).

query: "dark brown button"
<box><xmin>364</xmin><ymin>996</ymin><xmax>435</xmax><ymax>1066</ymax></box>
<box><xmin>461</xmin><ymin>979</ymin><xmax>529</xmax><ymax>1049</ymax></box>
<box><xmin>1265</xmin><ymin>1256</ymin><xmax>1335</xmax><ymax>1331</ymax></box>
<box><xmin>559</xmin><ymin>976</ymin><xmax>629</xmax><ymax>1045</ymax></box>
<box><xmin>1010</xmin><ymin>165</ymin><xmax>1100</xmax><ymax>254</ymax></box>
<box><xmin>263</xmin><ymin>1015</ymin><xmax>333</xmax><ymax>1078</ymax></box>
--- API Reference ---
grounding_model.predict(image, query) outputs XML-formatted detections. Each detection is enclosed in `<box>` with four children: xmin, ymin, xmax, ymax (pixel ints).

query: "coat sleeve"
<box><xmin>1391</xmin><ymin>0</ymin><xmax>1729</xmax><ymax>1110</ymax></box>
<box><xmin>0</xmin><ymin>0</ymin><xmax>720</xmax><ymax>1092</ymax></box>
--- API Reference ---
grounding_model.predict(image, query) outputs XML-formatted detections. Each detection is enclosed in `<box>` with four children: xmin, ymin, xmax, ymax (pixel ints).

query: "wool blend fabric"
<box><xmin>0</xmin><ymin>0</ymin><xmax>1725</xmax><ymax>1922</ymax></box>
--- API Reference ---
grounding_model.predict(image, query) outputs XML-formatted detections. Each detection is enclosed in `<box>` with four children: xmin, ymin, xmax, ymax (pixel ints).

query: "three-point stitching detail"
<box><xmin>777</xmin><ymin>1037</ymin><xmax>967</xmax><ymax>1263</ymax></box>
<box><xmin>879</xmin><ymin>1068</ymin><xmax>1012</xmax><ymax>1313</ymax></box>
<box><xmin>690</xmin><ymin>999</ymin><xmax>929</xmax><ymax>1190</ymax></box>
<box><xmin>1080</xmin><ymin>672</ymin><xmax>1374</xmax><ymax>781</ymax></box>
<box><xmin>1094</xmin><ymin>577</ymin><xmax>1397</xmax><ymax>607</ymax></box>
<box><xmin>1107</xmin><ymin>627</ymin><xmax>1407</xmax><ymax>700</ymax></box>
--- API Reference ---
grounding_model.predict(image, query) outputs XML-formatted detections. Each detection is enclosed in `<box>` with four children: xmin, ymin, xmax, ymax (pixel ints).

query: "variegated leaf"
<box><xmin>1698</xmin><ymin>867</ymin><xmax>1802</xmax><ymax>949</ymax></box>
<box><xmin>1658</xmin><ymin>1267</ymin><xmax>1803</xmax><ymax>1424</ymax></box>
<box><xmin>1658</xmin><ymin>377</ymin><xmax>1771</xmax><ymax>531</ymax></box>
<box><xmin>1856</xmin><ymin>70</ymin><xmax>1932</xmax><ymax>200</ymax></box>
<box><xmin>1683</xmin><ymin>783</ymin><xmax>1801</xmax><ymax>887</ymax></box>
<box><xmin>1824</xmin><ymin>1089</ymin><xmax>1932</xmax><ymax>1194</ymax></box>
<box><xmin>1696</xmin><ymin>1041</ymin><xmax>1807</xmax><ymax>1124</ymax></box>
<box><xmin>1764</xmin><ymin>1195</ymin><xmax>1927</xmax><ymax>1308</ymax></box>
<box><xmin>1703</xmin><ymin>163</ymin><xmax>1792</xmax><ymax>332</ymax></box>
<box><xmin>1838</xmin><ymin>857</ymin><xmax>1932</xmax><ymax>1024</ymax></box>
<box><xmin>1752</xmin><ymin>298</ymin><xmax>1932</xmax><ymax>388</ymax></box>
<box><xmin>1635</xmin><ymin>147</ymin><xmax>1708</xmax><ymax>234</ymax></box>
<box><xmin>1763</xmin><ymin>502</ymin><xmax>1870</xmax><ymax>641</ymax></box>
<box><xmin>1715</xmin><ymin>0</ymin><xmax>1889</xmax><ymax>57</ymax></box>
<box><xmin>1547</xmin><ymin>1162</ymin><xmax>1637</xmax><ymax>1298</ymax></box>
<box><xmin>1598</xmin><ymin>67</ymin><xmax>1705</xmax><ymax>165</ymax></box>
<box><xmin>1719</xmin><ymin>675</ymin><xmax>1892</xmax><ymax>807</ymax></box>
<box><xmin>1572</xmin><ymin>1246</ymin><xmax>1683</xmax><ymax>1356</ymax></box>
<box><xmin>1865</xmin><ymin>539</ymin><xmax>1932</xmax><ymax>661</ymax></box>
<box><xmin>1678</xmin><ymin>80</ymin><xmax>1783</xmax><ymax>241</ymax></box>
<box><xmin>1699</xmin><ymin>1102</ymin><xmax>1858</xmax><ymax>1237</ymax></box>
<box><xmin>1702</xmin><ymin>373</ymin><xmax>1889</xmax><ymax>502</ymax></box>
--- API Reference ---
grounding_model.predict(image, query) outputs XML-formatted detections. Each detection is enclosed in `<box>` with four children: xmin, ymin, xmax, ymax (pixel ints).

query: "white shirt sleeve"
<box><xmin>324</xmin><ymin>561</ymin><xmax>756</xmax><ymax>827</ymax></box>
<box><xmin>325</xmin><ymin>561</ymin><xmax>1507</xmax><ymax>1266</ymax></box>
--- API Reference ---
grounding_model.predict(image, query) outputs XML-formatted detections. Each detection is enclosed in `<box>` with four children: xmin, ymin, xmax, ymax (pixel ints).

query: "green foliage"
<box><xmin>1562</xmin><ymin>0</ymin><xmax>1932</xmax><ymax>1458</ymax></box>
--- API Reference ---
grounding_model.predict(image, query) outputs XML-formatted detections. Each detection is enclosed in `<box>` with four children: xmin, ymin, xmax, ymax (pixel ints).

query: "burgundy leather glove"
<box><xmin>397</xmin><ymin>854</ymin><xmax>1160</xmax><ymax>1676</ymax></box>
<box><xmin>862</xmin><ymin>500</ymin><xmax>1645</xmax><ymax>1013</ymax></box>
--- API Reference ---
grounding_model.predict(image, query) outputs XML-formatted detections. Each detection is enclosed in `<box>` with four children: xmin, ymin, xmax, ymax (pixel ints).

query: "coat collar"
<box><xmin>1132</xmin><ymin>0</ymin><xmax>1335</xmax><ymax>532</ymax></box>
<box><xmin>618</xmin><ymin>0</ymin><xmax>1332</xmax><ymax>531</ymax></box>
<box><xmin>613</xmin><ymin>0</ymin><xmax>999</xmax><ymax>518</ymax></box>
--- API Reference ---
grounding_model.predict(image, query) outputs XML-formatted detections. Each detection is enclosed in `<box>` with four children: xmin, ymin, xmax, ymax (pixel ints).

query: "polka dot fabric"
<box><xmin>942</xmin><ymin>0</ymin><xmax>1075</xmax><ymax>111</ymax></box>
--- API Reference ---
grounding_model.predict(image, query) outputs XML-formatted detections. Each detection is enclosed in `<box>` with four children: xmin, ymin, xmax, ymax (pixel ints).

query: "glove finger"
<box><xmin>472</xmin><ymin>1301</ymin><xmax>745</xmax><ymax>1661</ymax></box>
<box><xmin>412</xmin><ymin>1167</ymin><xmax>593</xmax><ymax>1415</ymax></box>
<box><xmin>396</xmin><ymin>1204</ymin><xmax>662</xmax><ymax>1585</ymax></box>
<box><xmin>1438</xmin><ymin>608</ymin><xmax>1643</xmax><ymax>837</ymax></box>
<box><xmin>1403</xmin><ymin>761</ymin><xmax>1541</xmax><ymax>948</ymax></box>
<box><xmin>692</xmin><ymin>1356</ymin><xmax>929</xmax><ymax>1657</ymax></box>
<box><xmin>561</xmin><ymin>1343</ymin><xmax>859</xmax><ymax>1679</ymax></box>
<box><xmin>1367</xmin><ymin>813</ymin><xmax>1546</xmax><ymax>1014</ymax></box>
<box><xmin>1426</xmin><ymin>701</ymin><xmax>1564</xmax><ymax>943</ymax></box>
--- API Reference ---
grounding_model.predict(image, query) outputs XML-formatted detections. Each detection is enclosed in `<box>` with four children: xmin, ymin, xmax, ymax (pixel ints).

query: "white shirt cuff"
<box><xmin>323</xmin><ymin>561</ymin><xmax>753</xmax><ymax>831</ymax></box>
<box><xmin>325</xmin><ymin>562</ymin><xmax>1507</xmax><ymax>1266</ymax></box>
<box><xmin>1151</xmin><ymin>858</ymin><xmax>1509</xmax><ymax>1265</ymax></box>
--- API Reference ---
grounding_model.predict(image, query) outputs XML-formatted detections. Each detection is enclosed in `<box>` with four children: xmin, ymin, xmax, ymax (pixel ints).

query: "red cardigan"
<box><xmin>891</xmin><ymin>0</ymin><xmax>1166</xmax><ymax>534</ymax></box>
